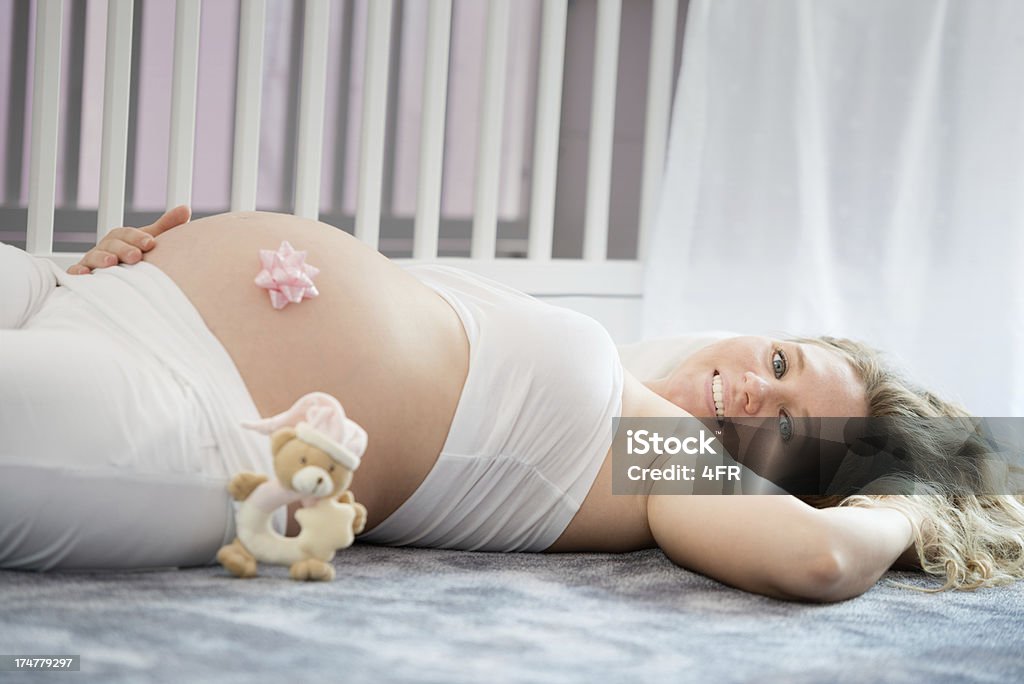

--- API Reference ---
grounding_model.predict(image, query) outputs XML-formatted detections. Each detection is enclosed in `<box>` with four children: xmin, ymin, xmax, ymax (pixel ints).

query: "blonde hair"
<box><xmin>793</xmin><ymin>335</ymin><xmax>1024</xmax><ymax>591</ymax></box>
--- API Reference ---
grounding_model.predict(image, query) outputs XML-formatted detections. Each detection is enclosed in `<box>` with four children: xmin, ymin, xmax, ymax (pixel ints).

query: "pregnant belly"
<box><xmin>143</xmin><ymin>211</ymin><xmax>469</xmax><ymax>529</ymax></box>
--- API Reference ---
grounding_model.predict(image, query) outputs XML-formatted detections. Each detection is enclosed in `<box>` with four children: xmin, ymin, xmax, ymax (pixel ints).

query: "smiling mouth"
<box><xmin>712</xmin><ymin>371</ymin><xmax>725</xmax><ymax>419</ymax></box>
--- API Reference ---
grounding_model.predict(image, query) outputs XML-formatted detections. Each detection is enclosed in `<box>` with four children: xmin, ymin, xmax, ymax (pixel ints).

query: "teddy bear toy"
<box><xmin>216</xmin><ymin>392</ymin><xmax>368</xmax><ymax>581</ymax></box>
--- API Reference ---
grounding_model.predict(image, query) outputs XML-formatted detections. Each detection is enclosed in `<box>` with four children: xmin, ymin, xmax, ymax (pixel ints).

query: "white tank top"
<box><xmin>357</xmin><ymin>264</ymin><xmax>624</xmax><ymax>551</ymax></box>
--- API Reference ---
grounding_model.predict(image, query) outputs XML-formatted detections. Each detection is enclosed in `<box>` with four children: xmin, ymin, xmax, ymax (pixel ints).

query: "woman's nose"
<box><xmin>742</xmin><ymin>371</ymin><xmax>775</xmax><ymax>414</ymax></box>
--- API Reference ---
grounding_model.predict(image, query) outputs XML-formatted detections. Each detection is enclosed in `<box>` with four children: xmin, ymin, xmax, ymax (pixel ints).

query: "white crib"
<box><xmin>18</xmin><ymin>0</ymin><xmax>682</xmax><ymax>342</ymax></box>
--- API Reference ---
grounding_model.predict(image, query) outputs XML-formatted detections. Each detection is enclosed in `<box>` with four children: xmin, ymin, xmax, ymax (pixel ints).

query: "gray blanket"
<box><xmin>1</xmin><ymin>545</ymin><xmax>1022</xmax><ymax>683</ymax></box>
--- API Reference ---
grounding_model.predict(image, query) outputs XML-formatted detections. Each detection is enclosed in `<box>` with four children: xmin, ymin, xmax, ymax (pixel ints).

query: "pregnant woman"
<box><xmin>2</xmin><ymin>209</ymin><xmax>1021</xmax><ymax>602</ymax></box>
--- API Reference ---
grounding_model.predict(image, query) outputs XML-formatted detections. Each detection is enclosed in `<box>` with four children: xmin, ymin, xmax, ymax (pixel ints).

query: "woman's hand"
<box><xmin>67</xmin><ymin>205</ymin><xmax>191</xmax><ymax>275</ymax></box>
<box><xmin>872</xmin><ymin>502</ymin><xmax>927</xmax><ymax>570</ymax></box>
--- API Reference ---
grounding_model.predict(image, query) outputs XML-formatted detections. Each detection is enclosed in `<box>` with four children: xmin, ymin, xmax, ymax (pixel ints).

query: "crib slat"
<box><xmin>471</xmin><ymin>0</ymin><xmax>510</xmax><ymax>260</ymax></box>
<box><xmin>412</xmin><ymin>0</ymin><xmax>453</xmax><ymax>260</ymax></box>
<box><xmin>293</xmin><ymin>0</ymin><xmax>330</xmax><ymax>219</ymax></box>
<box><xmin>355</xmin><ymin>0</ymin><xmax>393</xmax><ymax>249</ymax></box>
<box><xmin>166</xmin><ymin>0</ymin><xmax>201</xmax><ymax>210</ymax></box>
<box><xmin>638</xmin><ymin>0</ymin><xmax>678</xmax><ymax>260</ymax></box>
<box><xmin>527</xmin><ymin>0</ymin><xmax>568</xmax><ymax>261</ymax></box>
<box><xmin>96</xmin><ymin>0</ymin><xmax>134</xmax><ymax>238</ymax></box>
<box><xmin>25</xmin><ymin>0</ymin><xmax>63</xmax><ymax>254</ymax></box>
<box><xmin>230</xmin><ymin>0</ymin><xmax>265</xmax><ymax>213</ymax></box>
<box><xmin>582</xmin><ymin>0</ymin><xmax>621</xmax><ymax>262</ymax></box>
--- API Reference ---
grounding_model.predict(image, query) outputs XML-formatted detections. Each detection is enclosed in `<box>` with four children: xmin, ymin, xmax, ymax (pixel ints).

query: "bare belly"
<box><xmin>144</xmin><ymin>211</ymin><xmax>656</xmax><ymax>550</ymax></box>
<box><xmin>144</xmin><ymin>212</ymin><xmax>469</xmax><ymax>530</ymax></box>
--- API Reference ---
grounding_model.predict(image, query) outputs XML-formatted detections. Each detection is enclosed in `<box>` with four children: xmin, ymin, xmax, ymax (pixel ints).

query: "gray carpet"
<box><xmin>1</xmin><ymin>544</ymin><xmax>1022</xmax><ymax>683</ymax></box>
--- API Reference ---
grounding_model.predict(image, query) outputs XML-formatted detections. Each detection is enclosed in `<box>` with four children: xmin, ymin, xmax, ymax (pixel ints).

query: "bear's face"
<box><xmin>270</xmin><ymin>428</ymin><xmax>354</xmax><ymax>498</ymax></box>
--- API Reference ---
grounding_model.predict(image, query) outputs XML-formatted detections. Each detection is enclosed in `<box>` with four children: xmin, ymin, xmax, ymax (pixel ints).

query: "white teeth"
<box><xmin>712</xmin><ymin>373</ymin><xmax>725</xmax><ymax>417</ymax></box>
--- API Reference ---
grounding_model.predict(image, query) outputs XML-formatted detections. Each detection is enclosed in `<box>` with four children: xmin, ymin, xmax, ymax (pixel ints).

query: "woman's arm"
<box><xmin>647</xmin><ymin>493</ymin><xmax>915</xmax><ymax>602</ymax></box>
<box><xmin>814</xmin><ymin>504</ymin><xmax>919</xmax><ymax>595</ymax></box>
<box><xmin>628</xmin><ymin>372</ymin><xmax>917</xmax><ymax>602</ymax></box>
<box><xmin>67</xmin><ymin>205</ymin><xmax>191</xmax><ymax>274</ymax></box>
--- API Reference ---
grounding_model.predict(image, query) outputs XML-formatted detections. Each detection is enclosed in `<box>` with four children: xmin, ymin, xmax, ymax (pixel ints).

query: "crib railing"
<box><xmin>22</xmin><ymin>0</ymin><xmax>680</xmax><ymax>297</ymax></box>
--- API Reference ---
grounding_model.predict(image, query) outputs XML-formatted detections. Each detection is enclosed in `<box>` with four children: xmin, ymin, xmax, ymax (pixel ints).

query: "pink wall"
<box><xmin>77</xmin><ymin>0</ymin><xmax>109</xmax><ymax>208</ymax></box>
<box><xmin>191</xmin><ymin>0</ymin><xmax>238</xmax><ymax>212</ymax></box>
<box><xmin>131</xmin><ymin>0</ymin><xmax>173</xmax><ymax>209</ymax></box>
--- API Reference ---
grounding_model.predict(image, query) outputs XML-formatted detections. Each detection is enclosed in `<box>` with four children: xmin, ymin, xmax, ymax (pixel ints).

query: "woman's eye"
<box><xmin>779</xmin><ymin>411</ymin><xmax>793</xmax><ymax>442</ymax></box>
<box><xmin>772</xmin><ymin>349</ymin><xmax>788</xmax><ymax>379</ymax></box>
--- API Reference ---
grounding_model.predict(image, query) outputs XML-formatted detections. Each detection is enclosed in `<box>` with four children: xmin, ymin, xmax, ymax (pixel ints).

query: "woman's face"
<box><xmin>647</xmin><ymin>335</ymin><xmax>869</xmax><ymax>424</ymax></box>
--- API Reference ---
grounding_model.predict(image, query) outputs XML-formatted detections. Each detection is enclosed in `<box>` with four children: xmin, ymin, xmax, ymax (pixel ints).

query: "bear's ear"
<box><xmin>270</xmin><ymin>426</ymin><xmax>298</xmax><ymax>455</ymax></box>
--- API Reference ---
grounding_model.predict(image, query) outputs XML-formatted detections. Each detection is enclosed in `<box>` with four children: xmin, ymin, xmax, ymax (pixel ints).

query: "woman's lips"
<box><xmin>718</xmin><ymin>371</ymin><xmax>727</xmax><ymax>416</ymax></box>
<box><xmin>707</xmin><ymin>371</ymin><xmax>717</xmax><ymax>418</ymax></box>
<box><xmin>707</xmin><ymin>370</ymin><xmax>729</xmax><ymax>419</ymax></box>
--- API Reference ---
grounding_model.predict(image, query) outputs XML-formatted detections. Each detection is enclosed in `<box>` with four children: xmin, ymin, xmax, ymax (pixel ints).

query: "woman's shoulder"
<box><xmin>618</xmin><ymin>332</ymin><xmax>739</xmax><ymax>381</ymax></box>
<box><xmin>620</xmin><ymin>369</ymin><xmax>696</xmax><ymax>419</ymax></box>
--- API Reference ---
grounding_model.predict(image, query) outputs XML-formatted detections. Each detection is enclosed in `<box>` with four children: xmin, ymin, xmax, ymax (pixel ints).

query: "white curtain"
<box><xmin>643</xmin><ymin>0</ymin><xmax>1024</xmax><ymax>416</ymax></box>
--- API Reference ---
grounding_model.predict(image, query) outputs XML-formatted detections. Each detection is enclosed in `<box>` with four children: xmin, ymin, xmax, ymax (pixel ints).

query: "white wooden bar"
<box><xmin>293</xmin><ymin>0</ymin><xmax>330</xmax><ymax>219</ymax></box>
<box><xmin>25</xmin><ymin>0</ymin><xmax>63</xmax><ymax>254</ymax></box>
<box><xmin>527</xmin><ymin>0</ymin><xmax>567</xmax><ymax>261</ymax></box>
<box><xmin>166</xmin><ymin>0</ymin><xmax>200</xmax><ymax>210</ymax></box>
<box><xmin>96</xmin><ymin>0</ymin><xmax>134</xmax><ymax>238</ymax></box>
<box><xmin>412</xmin><ymin>0</ymin><xmax>452</xmax><ymax>259</ymax></box>
<box><xmin>230</xmin><ymin>0</ymin><xmax>265</xmax><ymax>212</ymax></box>
<box><xmin>582</xmin><ymin>0</ymin><xmax>621</xmax><ymax>262</ymax></box>
<box><xmin>355</xmin><ymin>0</ymin><xmax>392</xmax><ymax>248</ymax></box>
<box><xmin>638</xmin><ymin>0</ymin><xmax>677</xmax><ymax>260</ymax></box>
<box><xmin>470</xmin><ymin>0</ymin><xmax>510</xmax><ymax>260</ymax></box>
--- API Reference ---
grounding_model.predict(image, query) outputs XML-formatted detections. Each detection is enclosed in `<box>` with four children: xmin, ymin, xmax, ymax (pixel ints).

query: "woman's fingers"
<box><xmin>66</xmin><ymin>206</ymin><xmax>190</xmax><ymax>275</ymax></box>
<box><xmin>70</xmin><ymin>250</ymin><xmax>113</xmax><ymax>274</ymax></box>
<box><xmin>142</xmin><ymin>205</ymin><xmax>191</xmax><ymax>238</ymax></box>
<box><xmin>71</xmin><ymin>237</ymin><xmax>143</xmax><ymax>274</ymax></box>
<box><xmin>68</xmin><ymin>234</ymin><xmax>145</xmax><ymax>274</ymax></box>
<box><xmin>106</xmin><ymin>226</ymin><xmax>156</xmax><ymax>252</ymax></box>
<box><xmin>103</xmin><ymin>237</ymin><xmax>146</xmax><ymax>264</ymax></box>
<box><xmin>78</xmin><ymin>240</ymin><xmax>140</xmax><ymax>270</ymax></box>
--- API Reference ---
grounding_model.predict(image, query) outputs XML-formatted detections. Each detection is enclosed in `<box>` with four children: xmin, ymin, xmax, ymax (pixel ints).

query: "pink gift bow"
<box><xmin>254</xmin><ymin>241</ymin><xmax>321</xmax><ymax>310</ymax></box>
